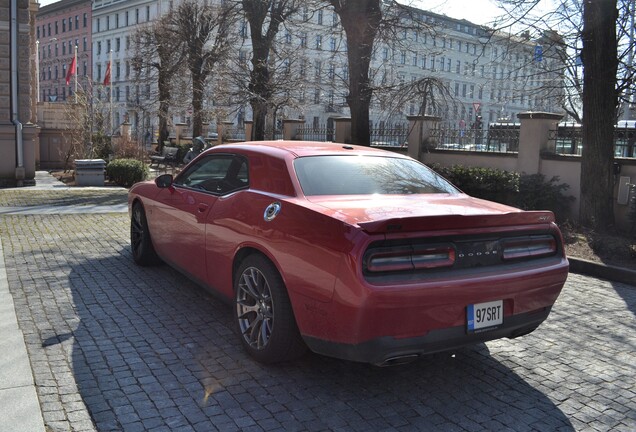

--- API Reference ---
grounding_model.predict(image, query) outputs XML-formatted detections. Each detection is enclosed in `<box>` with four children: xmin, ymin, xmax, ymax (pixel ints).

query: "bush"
<box><xmin>91</xmin><ymin>133</ymin><xmax>112</xmax><ymax>160</ymax></box>
<box><xmin>428</xmin><ymin>164</ymin><xmax>573</xmax><ymax>221</ymax></box>
<box><xmin>515</xmin><ymin>174</ymin><xmax>575</xmax><ymax>222</ymax></box>
<box><xmin>106</xmin><ymin>158</ymin><xmax>149</xmax><ymax>187</ymax></box>
<box><xmin>431</xmin><ymin>164</ymin><xmax>519</xmax><ymax>204</ymax></box>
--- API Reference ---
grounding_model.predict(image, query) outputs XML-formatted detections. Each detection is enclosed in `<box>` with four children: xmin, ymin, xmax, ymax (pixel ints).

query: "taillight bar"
<box><xmin>367</xmin><ymin>245</ymin><xmax>456</xmax><ymax>272</ymax></box>
<box><xmin>501</xmin><ymin>235</ymin><xmax>557</xmax><ymax>260</ymax></box>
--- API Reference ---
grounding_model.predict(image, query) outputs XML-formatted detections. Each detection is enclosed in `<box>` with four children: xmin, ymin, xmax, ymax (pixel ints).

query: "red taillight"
<box><xmin>367</xmin><ymin>246</ymin><xmax>455</xmax><ymax>272</ymax></box>
<box><xmin>412</xmin><ymin>247</ymin><xmax>456</xmax><ymax>269</ymax></box>
<box><xmin>502</xmin><ymin>236</ymin><xmax>557</xmax><ymax>260</ymax></box>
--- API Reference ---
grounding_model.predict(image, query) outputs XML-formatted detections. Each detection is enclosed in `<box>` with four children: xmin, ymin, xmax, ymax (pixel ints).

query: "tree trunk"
<box><xmin>346</xmin><ymin>44</ymin><xmax>374</xmax><ymax>145</ymax></box>
<box><xmin>330</xmin><ymin>0</ymin><xmax>382</xmax><ymax>146</ymax></box>
<box><xmin>250</xmin><ymin>100</ymin><xmax>267</xmax><ymax>140</ymax></box>
<box><xmin>246</xmin><ymin>17</ymin><xmax>272</xmax><ymax>141</ymax></box>
<box><xmin>579</xmin><ymin>0</ymin><xmax>618</xmax><ymax>230</ymax></box>
<box><xmin>157</xmin><ymin>69</ymin><xmax>171</xmax><ymax>150</ymax></box>
<box><xmin>192</xmin><ymin>66</ymin><xmax>205</xmax><ymax>138</ymax></box>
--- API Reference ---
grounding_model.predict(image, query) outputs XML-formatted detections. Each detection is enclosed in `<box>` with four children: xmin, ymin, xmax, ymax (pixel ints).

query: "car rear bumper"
<box><xmin>303</xmin><ymin>306</ymin><xmax>552</xmax><ymax>365</ymax></box>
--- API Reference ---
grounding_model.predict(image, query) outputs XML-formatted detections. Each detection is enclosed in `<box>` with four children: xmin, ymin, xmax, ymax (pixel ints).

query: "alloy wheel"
<box><xmin>236</xmin><ymin>266</ymin><xmax>274</xmax><ymax>350</ymax></box>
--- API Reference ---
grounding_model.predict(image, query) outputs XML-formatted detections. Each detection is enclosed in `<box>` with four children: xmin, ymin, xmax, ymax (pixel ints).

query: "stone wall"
<box><xmin>0</xmin><ymin>0</ymin><xmax>38</xmax><ymax>186</ymax></box>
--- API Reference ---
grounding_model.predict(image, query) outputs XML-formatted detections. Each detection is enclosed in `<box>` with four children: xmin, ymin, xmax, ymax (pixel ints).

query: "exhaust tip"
<box><xmin>375</xmin><ymin>354</ymin><xmax>419</xmax><ymax>367</ymax></box>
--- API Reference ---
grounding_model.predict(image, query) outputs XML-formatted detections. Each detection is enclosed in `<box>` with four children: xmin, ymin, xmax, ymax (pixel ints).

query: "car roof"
<box><xmin>210</xmin><ymin>140</ymin><xmax>410</xmax><ymax>159</ymax></box>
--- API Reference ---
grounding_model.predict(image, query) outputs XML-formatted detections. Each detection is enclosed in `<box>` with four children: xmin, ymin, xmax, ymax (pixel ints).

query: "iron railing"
<box><xmin>296</xmin><ymin>124</ymin><xmax>335</xmax><ymax>141</ymax></box>
<box><xmin>370</xmin><ymin>123</ymin><xmax>409</xmax><ymax>147</ymax></box>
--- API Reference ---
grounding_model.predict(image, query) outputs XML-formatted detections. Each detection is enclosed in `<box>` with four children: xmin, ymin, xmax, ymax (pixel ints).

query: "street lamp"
<box><xmin>35</xmin><ymin>39</ymin><xmax>40</xmax><ymax>102</ymax></box>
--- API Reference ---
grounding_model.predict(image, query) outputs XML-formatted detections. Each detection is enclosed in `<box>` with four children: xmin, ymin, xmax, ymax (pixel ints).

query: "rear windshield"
<box><xmin>294</xmin><ymin>155</ymin><xmax>458</xmax><ymax>196</ymax></box>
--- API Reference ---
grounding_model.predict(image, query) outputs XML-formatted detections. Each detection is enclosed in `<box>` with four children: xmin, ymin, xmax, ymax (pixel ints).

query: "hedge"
<box><xmin>106</xmin><ymin>158</ymin><xmax>149</xmax><ymax>187</ymax></box>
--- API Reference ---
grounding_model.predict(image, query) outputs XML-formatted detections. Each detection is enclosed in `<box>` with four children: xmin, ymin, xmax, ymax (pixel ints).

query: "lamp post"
<box><xmin>35</xmin><ymin>39</ymin><xmax>40</xmax><ymax>102</ymax></box>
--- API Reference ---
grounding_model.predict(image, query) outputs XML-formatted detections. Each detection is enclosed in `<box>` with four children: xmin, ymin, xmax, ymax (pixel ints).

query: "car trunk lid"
<box><xmin>306</xmin><ymin>194</ymin><xmax>555</xmax><ymax>233</ymax></box>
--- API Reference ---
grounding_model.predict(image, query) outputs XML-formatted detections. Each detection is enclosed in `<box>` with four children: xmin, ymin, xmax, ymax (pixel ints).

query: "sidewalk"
<box><xmin>0</xmin><ymin>235</ymin><xmax>45</xmax><ymax>432</ymax></box>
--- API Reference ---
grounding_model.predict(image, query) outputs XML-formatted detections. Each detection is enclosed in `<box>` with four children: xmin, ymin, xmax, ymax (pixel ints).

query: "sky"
<box><xmin>413</xmin><ymin>0</ymin><xmax>503</xmax><ymax>26</ymax></box>
<box><xmin>37</xmin><ymin>0</ymin><xmax>503</xmax><ymax>26</ymax></box>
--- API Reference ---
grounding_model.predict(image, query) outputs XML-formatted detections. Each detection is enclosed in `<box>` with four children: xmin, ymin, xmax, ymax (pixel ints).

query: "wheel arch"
<box><xmin>130</xmin><ymin>196</ymin><xmax>146</xmax><ymax>215</ymax></box>
<box><xmin>232</xmin><ymin>246</ymin><xmax>285</xmax><ymax>290</ymax></box>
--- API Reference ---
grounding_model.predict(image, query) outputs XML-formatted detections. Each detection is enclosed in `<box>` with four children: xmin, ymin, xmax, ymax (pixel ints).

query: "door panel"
<box><xmin>152</xmin><ymin>154</ymin><xmax>249</xmax><ymax>287</ymax></box>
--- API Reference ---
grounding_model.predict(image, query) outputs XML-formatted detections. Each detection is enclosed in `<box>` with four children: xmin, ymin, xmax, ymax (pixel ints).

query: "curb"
<box><xmin>568</xmin><ymin>257</ymin><xmax>636</xmax><ymax>286</ymax></box>
<box><xmin>0</xmin><ymin>239</ymin><xmax>46</xmax><ymax>432</ymax></box>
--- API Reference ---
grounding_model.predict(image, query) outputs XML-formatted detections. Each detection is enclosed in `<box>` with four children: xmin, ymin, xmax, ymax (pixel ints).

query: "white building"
<box><xmin>91</xmin><ymin>0</ymin><xmax>175</xmax><ymax>136</ymax></box>
<box><xmin>90</xmin><ymin>1</ymin><xmax>564</xmax><ymax>139</ymax></box>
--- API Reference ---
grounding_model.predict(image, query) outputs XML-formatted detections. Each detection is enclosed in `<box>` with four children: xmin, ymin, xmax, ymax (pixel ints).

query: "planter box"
<box><xmin>74</xmin><ymin>159</ymin><xmax>106</xmax><ymax>186</ymax></box>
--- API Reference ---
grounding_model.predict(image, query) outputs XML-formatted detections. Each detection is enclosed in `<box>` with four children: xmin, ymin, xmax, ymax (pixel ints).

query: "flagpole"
<box><xmin>109</xmin><ymin>49</ymin><xmax>113</xmax><ymax>135</ymax></box>
<box><xmin>74</xmin><ymin>44</ymin><xmax>78</xmax><ymax>103</ymax></box>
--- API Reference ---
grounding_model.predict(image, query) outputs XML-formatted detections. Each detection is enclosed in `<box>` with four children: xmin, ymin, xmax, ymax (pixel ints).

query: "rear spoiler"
<box><xmin>357</xmin><ymin>211</ymin><xmax>556</xmax><ymax>234</ymax></box>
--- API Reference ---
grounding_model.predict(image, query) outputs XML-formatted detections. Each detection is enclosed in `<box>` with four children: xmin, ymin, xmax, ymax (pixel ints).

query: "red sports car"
<box><xmin>128</xmin><ymin>141</ymin><xmax>568</xmax><ymax>365</ymax></box>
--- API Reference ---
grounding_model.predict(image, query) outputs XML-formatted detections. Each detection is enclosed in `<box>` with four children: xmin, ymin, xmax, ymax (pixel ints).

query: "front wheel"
<box><xmin>234</xmin><ymin>255</ymin><xmax>306</xmax><ymax>363</ymax></box>
<box><xmin>130</xmin><ymin>202</ymin><xmax>160</xmax><ymax>266</ymax></box>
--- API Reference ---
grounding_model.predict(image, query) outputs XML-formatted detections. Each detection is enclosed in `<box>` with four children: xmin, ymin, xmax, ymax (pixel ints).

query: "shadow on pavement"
<box><xmin>613</xmin><ymin>282</ymin><xmax>636</xmax><ymax>318</ymax></box>
<box><xmin>0</xmin><ymin>210</ymin><xmax>579</xmax><ymax>431</ymax></box>
<box><xmin>59</xmin><ymin>248</ymin><xmax>575</xmax><ymax>431</ymax></box>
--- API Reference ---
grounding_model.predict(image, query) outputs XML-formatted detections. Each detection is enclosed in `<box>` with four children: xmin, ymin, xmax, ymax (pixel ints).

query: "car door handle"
<box><xmin>197</xmin><ymin>203</ymin><xmax>209</xmax><ymax>213</ymax></box>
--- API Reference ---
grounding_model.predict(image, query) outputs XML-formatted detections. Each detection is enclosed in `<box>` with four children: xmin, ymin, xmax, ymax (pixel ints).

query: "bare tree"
<box><xmin>64</xmin><ymin>88</ymin><xmax>111</xmax><ymax>167</ymax></box>
<box><xmin>493</xmin><ymin>0</ymin><xmax>628</xmax><ymax>230</ymax></box>
<box><xmin>383</xmin><ymin>77</ymin><xmax>451</xmax><ymax>120</ymax></box>
<box><xmin>131</xmin><ymin>15</ymin><xmax>185</xmax><ymax>150</ymax></box>
<box><xmin>579</xmin><ymin>0</ymin><xmax>619</xmax><ymax>228</ymax></box>
<box><xmin>324</xmin><ymin>1</ymin><xmax>438</xmax><ymax>144</ymax></box>
<box><xmin>239</xmin><ymin>0</ymin><xmax>312</xmax><ymax>140</ymax></box>
<box><xmin>171</xmin><ymin>0</ymin><xmax>238</xmax><ymax>138</ymax></box>
<box><xmin>326</xmin><ymin>0</ymin><xmax>383</xmax><ymax>145</ymax></box>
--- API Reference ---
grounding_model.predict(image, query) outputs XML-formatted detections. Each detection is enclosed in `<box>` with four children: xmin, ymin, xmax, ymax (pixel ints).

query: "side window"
<box><xmin>174</xmin><ymin>154</ymin><xmax>248</xmax><ymax>194</ymax></box>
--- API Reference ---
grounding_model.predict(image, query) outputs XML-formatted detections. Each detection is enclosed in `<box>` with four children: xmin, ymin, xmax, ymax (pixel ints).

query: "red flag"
<box><xmin>65</xmin><ymin>56</ymin><xmax>76</xmax><ymax>86</ymax></box>
<box><xmin>103</xmin><ymin>61</ymin><xmax>111</xmax><ymax>86</ymax></box>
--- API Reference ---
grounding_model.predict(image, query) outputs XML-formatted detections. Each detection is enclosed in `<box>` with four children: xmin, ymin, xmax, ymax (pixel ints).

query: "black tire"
<box><xmin>234</xmin><ymin>255</ymin><xmax>307</xmax><ymax>363</ymax></box>
<box><xmin>130</xmin><ymin>202</ymin><xmax>160</xmax><ymax>266</ymax></box>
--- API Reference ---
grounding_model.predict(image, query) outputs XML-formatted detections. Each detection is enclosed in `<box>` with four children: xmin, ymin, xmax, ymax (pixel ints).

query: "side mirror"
<box><xmin>155</xmin><ymin>173</ymin><xmax>174</xmax><ymax>189</ymax></box>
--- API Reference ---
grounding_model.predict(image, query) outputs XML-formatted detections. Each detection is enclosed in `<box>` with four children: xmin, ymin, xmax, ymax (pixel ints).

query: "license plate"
<box><xmin>467</xmin><ymin>300</ymin><xmax>503</xmax><ymax>333</ymax></box>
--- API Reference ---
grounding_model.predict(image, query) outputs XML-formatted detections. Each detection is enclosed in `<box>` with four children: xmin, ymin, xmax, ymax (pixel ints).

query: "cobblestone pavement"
<box><xmin>0</xmin><ymin>211</ymin><xmax>634</xmax><ymax>432</ymax></box>
<box><xmin>0</xmin><ymin>189</ymin><xmax>128</xmax><ymax>208</ymax></box>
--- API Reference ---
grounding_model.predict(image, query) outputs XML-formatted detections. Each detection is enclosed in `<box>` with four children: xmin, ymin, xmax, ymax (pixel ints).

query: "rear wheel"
<box><xmin>130</xmin><ymin>202</ymin><xmax>160</xmax><ymax>266</ymax></box>
<box><xmin>234</xmin><ymin>255</ymin><xmax>306</xmax><ymax>363</ymax></box>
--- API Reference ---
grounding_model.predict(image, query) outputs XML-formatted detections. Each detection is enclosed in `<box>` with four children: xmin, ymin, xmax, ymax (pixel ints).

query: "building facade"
<box><xmin>84</xmin><ymin>1</ymin><xmax>564</xmax><ymax>140</ymax></box>
<box><xmin>228</xmin><ymin>6</ymin><xmax>564</xmax><ymax>133</ymax></box>
<box><xmin>0</xmin><ymin>0</ymin><xmax>39</xmax><ymax>186</ymax></box>
<box><xmin>36</xmin><ymin>0</ymin><xmax>92</xmax><ymax>103</ymax></box>
<box><xmin>91</xmin><ymin>0</ymin><xmax>173</xmax><ymax>137</ymax></box>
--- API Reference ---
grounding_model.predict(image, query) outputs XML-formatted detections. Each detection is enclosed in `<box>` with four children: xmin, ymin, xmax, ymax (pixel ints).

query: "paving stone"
<box><xmin>0</xmin><ymin>210</ymin><xmax>634</xmax><ymax>432</ymax></box>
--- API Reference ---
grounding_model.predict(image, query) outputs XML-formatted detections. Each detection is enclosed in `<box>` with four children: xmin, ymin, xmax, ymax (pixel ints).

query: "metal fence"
<box><xmin>165</xmin><ymin>121</ymin><xmax>636</xmax><ymax>158</ymax></box>
<box><xmin>428</xmin><ymin>124</ymin><xmax>518</xmax><ymax>153</ymax></box>
<box><xmin>615</xmin><ymin>125</ymin><xmax>636</xmax><ymax>157</ymax></box>
<box><xmin>551</xmin><ymin>124</ymin><xmax>581</xmax><ymax>155</ymax></box>
<box><xmin>224</xmin><ymin>127</ymin><xmax>246</xmax><ymax>142</ymax></box>
<box><xmin>296</xmin><ymin>124</ymin><xmax>335</xmax><ymax>141</ymax></box>
<box><xmin>550</xmin><ymin>123</ymin><xmax>636</xmax><ymax>158</ymax></box>
<box><xmin>370</xmin><ymin>123</ymin><xmax>409</xmax><ymax>147</ymax></box>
